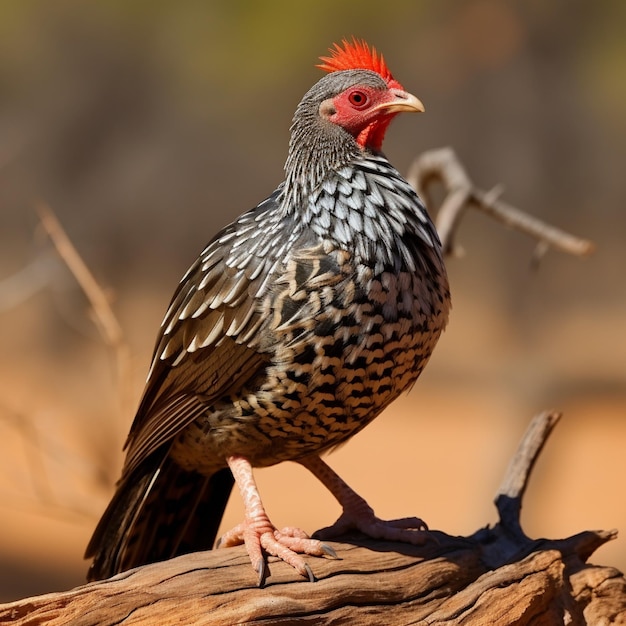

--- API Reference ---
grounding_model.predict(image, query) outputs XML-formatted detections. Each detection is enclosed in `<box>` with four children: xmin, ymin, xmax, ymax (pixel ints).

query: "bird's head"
<box><xmin>315</xmin><ymin>39</ymin><xmax>424</xmax><ymax>153</ymax></box>
<box><xmin>285</xmin><ymin>39</ymin><xmax>423</xmax><ymax>198</ymax></box>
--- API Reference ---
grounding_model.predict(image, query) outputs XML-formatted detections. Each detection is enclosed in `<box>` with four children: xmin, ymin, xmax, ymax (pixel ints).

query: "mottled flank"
<box><xmin>86</xmin><ymin>59</ymin><xmax>450</xmax><ymax>582</ymax></box>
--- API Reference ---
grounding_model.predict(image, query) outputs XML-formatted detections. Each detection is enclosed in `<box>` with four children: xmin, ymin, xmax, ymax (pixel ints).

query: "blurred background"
<box><xmin>0</xmin><ymin>0</ymin><xmax>624</xmax><ymax>602</ymax></box>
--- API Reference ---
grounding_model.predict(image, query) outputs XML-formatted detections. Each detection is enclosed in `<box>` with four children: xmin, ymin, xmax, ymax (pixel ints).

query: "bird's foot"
<box><xmin>217</xmin><ymin>516</ymin><xmax>336</xmax><ymax>584</ymax></box>
<box><xmin>224</xmin><ymin>455</ymin><xmax>337</xmax><ymax>585</ymax></box>
<box><xmin>313</xmin><ymin>506</ymin><xmax>430</xmax><ymax>545</ymax></box>
<box><xmin>299</xmin><ymin>455</ymin><xmax>430</xmax><ymax>546</ymax></box>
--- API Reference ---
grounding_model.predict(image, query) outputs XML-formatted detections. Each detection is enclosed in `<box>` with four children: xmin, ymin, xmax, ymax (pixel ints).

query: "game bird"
<box><xmin>86</xmin><ymin>38</ymin><xmax>450</xmax><ymax>584</ymax></box>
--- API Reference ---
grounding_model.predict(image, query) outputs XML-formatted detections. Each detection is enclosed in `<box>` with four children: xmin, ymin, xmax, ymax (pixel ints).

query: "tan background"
<box><xmin>1</xmin><ymin>1</ymin><xmax>624</xmax><ymax>601</ymax></box>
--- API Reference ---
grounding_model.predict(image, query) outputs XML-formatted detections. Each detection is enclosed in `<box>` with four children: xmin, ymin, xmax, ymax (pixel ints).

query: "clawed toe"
<box><xmin>384</xmin><ymin>516</ymin><xmax>429</xmax><ymax>531</ymax></box>
<box><xmin>217</xmin><ymin>520</ymin><xmax>335</xmax><ymax>584</ymax></box>
<box><xmin>223</xmin><ymin>456</ymin><xmax>341</xmax><ymax>585</ymax></box>
<box><xmin>300</xmin><ymin>456</ymin><xmax>432</xmax><ymax>548</ymax></box>
<box><xmin>313</xmin><ymin>511</ymin><xmax>431</xmax><ymax>546</ymax></box>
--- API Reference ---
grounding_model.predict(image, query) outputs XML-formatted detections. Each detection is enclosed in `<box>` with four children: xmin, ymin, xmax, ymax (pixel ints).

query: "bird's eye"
<box><xmin>348</xmin><ymin>90</ymin><xmax>369</xmax><ymax>109</ymax></box>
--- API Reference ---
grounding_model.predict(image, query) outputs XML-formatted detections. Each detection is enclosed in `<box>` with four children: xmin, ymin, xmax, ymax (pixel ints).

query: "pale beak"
<box><xmin>375</xmin><ymin>88</ymin><xmax>425</xmax><ymax>114</ymax></box>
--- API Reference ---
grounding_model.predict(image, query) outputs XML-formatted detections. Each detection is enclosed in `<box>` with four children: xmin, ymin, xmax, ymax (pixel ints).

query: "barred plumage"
<box><xmin>86</xmin><ymin>39</ymin><xmax>450</xmax><ymax>583</ymax></box>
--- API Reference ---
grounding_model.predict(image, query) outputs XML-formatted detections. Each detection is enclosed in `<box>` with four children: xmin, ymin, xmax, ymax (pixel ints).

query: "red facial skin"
<box><xmin>321</xmin><ymin>84</ymin><xmax>424</xmax><ymax>152</ymax></box>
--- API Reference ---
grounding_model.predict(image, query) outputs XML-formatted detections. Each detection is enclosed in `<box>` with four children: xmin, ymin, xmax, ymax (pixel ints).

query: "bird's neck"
<box><xmin>283</xmin><ymin>111</ymin><xmax>367</xmax><ymax>209</ymax></box>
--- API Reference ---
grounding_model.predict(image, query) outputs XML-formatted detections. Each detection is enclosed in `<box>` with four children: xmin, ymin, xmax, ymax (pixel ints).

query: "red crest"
<box><xmin>317</xmin><ymin>38</ymin><xmax>400</xmax><ymax>88</ymax></box>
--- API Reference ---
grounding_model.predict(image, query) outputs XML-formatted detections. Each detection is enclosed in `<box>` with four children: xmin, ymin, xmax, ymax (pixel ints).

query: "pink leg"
<box><xmin>218</xmin><ymin>455</ymin><xmax>335</xmax><ymax>584</ymax></box>
<box><xmin>299</xmin><ymin>455</ymin><xmax>429</xmax><ymax>544</ymax></box>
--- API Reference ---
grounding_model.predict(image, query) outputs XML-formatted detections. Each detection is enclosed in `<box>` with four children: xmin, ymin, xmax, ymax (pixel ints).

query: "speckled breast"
<box><xmin>170</xmin><ymin>241</ymin><xmax>448</xmax><ymax>475</ymax></box>
<box><xmin>197</xmin><ymin>237</ymin><xmax>448</xmax><ymax>468</ymax></box>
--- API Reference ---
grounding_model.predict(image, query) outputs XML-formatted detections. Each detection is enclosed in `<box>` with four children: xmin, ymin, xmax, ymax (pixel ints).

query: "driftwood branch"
<box><xmin>1</xmin><ymin>410</ymin><xmax>623</xmax><ymax>625</ymax></box>
<box><xmin>494</xmin><ymin>410</ymin><xmax>561</xmax><ymax>540</ymax></box>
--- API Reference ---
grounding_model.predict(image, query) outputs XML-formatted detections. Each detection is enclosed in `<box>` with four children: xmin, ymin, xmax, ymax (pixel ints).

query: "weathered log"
<box><xmin>1</xmin><ymin>411</ymin><xmax>624</xmax><ymax>625</ymax></box>
<box><xmin>0</xmin><ymin>531</ymin><xmax>622</xmax><ymax>624</ymax></box>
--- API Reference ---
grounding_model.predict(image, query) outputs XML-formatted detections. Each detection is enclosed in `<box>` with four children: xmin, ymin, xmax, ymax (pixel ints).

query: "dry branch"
<box><xmin>494</xmin><ymin>411</ymin><xmax>561</xmax><ymax>541</ymax></box>
<box><xmin>0</xmin><ymin>205</ymin><xmax>136</xmax><ymax>520</ymax></box>
<box><xmin>408</xmin><ymin>147</ymin><xmax>595</xmax><ymax>259</ymax></box>
<box><xmin>37</xmin><ymin>202</ymin><xmax>133</xmax><ymax>426</ymax></box>
<box><xmin>37</xmin><ymin>203</ymin><xmax>124</xmax><ymax>350</ymax></box>
<box><xmin>1</xmin><ymin>411</ymin><xmax>624</xmax><ymax>625</ymax></box>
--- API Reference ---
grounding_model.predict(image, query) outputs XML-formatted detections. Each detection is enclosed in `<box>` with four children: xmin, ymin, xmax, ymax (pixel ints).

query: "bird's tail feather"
<box><xmin>85</xmin><ymin>450</ymin><xmax>234</xmax><ymax>581</ymax></box>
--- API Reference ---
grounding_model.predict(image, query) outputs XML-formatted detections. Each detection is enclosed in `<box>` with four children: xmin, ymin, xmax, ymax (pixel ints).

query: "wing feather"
<box><xmin>120</xmin><ymin>190</ymin><xmax>288</xmax><ymax>478</ymax></box>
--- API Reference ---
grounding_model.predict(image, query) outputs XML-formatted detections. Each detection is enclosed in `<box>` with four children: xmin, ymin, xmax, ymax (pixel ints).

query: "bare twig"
<box><xmin>36</xmin><ymin>202</ymin><xmax>133</xmax><ymax>424</ymax></box>
<box><xmin>473</xmin><ymin>411</ymin><xmax>617</xmax><ymax>571</ymax></box>
<box><xmin>407</xmin><ymin>147</ymin><xmax>595</xmax><ymax>259</ymax></box>
<box><xmin>495</xmin><ymin>411</ymin><xmax>561</xmax><ymax>537</ymax></box>
<box><xmin>36</xmin><ymin>203</ymin><xmax>124</xmax><ymax>351</ymax></box>
<box><xmin>0</xmin><ymin>204</ymin><xmax>134</xmax><ymax>525</ymax></box>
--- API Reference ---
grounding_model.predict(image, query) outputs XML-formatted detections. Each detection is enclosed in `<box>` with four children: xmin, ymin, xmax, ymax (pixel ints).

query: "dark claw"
<box><xmin>321</xmin><ymin>543</ymin><xmax>338</xmax><ymax>559</ymax></box>
<box><xmin>256</xmin><ymin>559</ymin><xmax>267</xmax><ymax>587</ymax></box>
<box><xmin>304</xmin><ymin>563</ymin><xmax>316</xmax><ymax>583</ymax></box>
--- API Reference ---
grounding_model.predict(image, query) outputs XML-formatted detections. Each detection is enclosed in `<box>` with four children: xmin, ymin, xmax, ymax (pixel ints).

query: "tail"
<box><xmin>85</xmin><ymin>449</ymin><xmax>234</xmax><ymax>581</ymax></box>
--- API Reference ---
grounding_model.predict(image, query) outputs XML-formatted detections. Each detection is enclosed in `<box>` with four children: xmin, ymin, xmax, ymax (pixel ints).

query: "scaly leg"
<box><xmin>217</xmin><ymin>455</ymin><xmax>335</xmax><ymax>584</ymax></box>
<box><xmin>299</xmin><ymin>455</ymin><xmax>429</xmax><ymax>543</ymax></box>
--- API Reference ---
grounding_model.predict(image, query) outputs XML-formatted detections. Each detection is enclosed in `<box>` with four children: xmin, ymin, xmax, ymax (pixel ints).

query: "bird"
<box><xmin>85</xmin><ymin>38</ymin><xmax>450</xmax><ymax>585</ymax></box>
